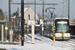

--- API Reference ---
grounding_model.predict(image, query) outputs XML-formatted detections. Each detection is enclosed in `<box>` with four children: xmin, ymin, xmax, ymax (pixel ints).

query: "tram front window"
<box><xmin>56</xmin><ymin>23</ymin><xmax>69</xmax><ymax>33</ymax></box>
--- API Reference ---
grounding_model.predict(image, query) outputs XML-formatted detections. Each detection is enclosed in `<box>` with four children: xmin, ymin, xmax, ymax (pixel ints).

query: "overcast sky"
<box><xmin>0</xmin><ymin>0</ymin><xmax>75</xmax><ymax>20</ymax></box>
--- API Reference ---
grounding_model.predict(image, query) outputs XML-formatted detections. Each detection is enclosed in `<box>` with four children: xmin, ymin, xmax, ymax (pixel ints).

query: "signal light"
<box><xmin>45</xmin><ymin>9</ymin><xmax>47</xmax><ymax>12</ymax></box>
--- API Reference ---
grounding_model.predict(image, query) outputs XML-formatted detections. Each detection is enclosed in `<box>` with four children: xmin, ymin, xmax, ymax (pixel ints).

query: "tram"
<box><xmin>50</xmin><ymin>18</ymin><xmax>70</xmax><ymax>40</ymax></box>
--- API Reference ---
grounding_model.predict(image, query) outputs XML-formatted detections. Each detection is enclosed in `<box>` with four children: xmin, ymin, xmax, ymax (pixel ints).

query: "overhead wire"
<box><xmin>53</xmin><ymin>0</ymin><xmax>68</xmax><ymax>18</ymax></box>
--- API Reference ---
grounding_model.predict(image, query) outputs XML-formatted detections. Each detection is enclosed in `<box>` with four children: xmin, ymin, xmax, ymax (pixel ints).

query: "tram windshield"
<box><xmin>56</xmin><ymin>21</ymin><xmax>69</xmax><ymax>33</ymax></box>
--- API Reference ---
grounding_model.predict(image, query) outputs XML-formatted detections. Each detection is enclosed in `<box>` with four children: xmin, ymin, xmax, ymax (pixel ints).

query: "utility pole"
<box><xmin>42</xmin><ymin>0</ymin><xmax>44</xmax><ymax>37</ymax></box>
<box><xmin>42</xmin><ymin>0</ymin><xmax>44</xmax><ymax>20</ymax></box>
<box><xmin>27</xmin><ymin>0</ymin><xmax>29</xmax><ymax>34</ymax></box>
<box><xmin>1</xmin><ymin>24</ymin><xmax>4</xmax><ymax>42</ymax></box>
<box><xmin>5</xmin><ymin>12</ymin><xmax>8</xmax><ymax>42</ymax></box>
<box><xmin>21</xmin><ymin>0</ymin><xmax>24</xmax><ymax>46</ymax></box>
<box><xmin>27</xmin><ymin>0</ymin><xmax>29</xmax><ymax>19</ymax></box>
<box><xmin>6</xmin><ymin>22</ymin><xmax>7</xmax><ymax>42</ymax></box>
<box><xmin>34</xmin><ymin>0</ymin><xmax>36</xmax><ymax>20</ymax></box>
<box><xmin>34</xmin><ymin>0</ymin><xmax>36</xmax><ymax>34</ymax></box>
<box><xmin>9</xmin><ymin>0</ymin><xmax>11</xmax><ymax>21</ymax></box>
<box><xmin>68</xmin><ymin>0</ymin><xmax>70</xmax><ymax>24</ymax></box>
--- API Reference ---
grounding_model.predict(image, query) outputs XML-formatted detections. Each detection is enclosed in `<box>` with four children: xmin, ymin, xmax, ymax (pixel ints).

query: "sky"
<box><xmin>0</xmin><ymin>0</ymin><xmax>75</xmax><ymax>20</ymax></box>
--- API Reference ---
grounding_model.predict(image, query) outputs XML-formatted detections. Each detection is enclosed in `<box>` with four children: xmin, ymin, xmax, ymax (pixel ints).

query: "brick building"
<box><xmin>11</xmin><ymin>16</ymin><xmax>16</xmax><ymax>28</ymax></box>
<box><xmin>11</xmin><ymin>7</ymin><xmax>39</xmax><ymax>30</ymax></box>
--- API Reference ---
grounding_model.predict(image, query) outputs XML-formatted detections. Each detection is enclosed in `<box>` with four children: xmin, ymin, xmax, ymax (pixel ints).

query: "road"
<box><xmin>0</xmin><ymin>33</ymin><xmax>75</xmax><ymax>50</ymax></box>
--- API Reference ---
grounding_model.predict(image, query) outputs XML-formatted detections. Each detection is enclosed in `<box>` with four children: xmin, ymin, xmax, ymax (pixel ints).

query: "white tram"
<box><xmin>50</xmin><ymin>18</ymin><xmax>70</xmax><ymax>40</ymax></box>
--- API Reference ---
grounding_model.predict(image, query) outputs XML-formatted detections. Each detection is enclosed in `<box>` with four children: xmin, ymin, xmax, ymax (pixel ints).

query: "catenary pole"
<box><xmin>42</xmin><ymin>0</ymin><xmax>44</xmax><ymax>37</ymax></box>
<box><xmin>9</xmin><ymin>0</ymin><xmax>11</xmax><ymax>21</ymax></box>
<box><xmin>34</xmin><ymin>0</ymin><xmax>36</xmax><ymax>34</ymax></box>
<box><xmin>68</xmin><ymin>0</ymin><xmax>70</xmax><ymax>24</ymax></box>
<box><xmin>34</xmin><ymin>0</ymin><xmax>36</xmax><ymax>20</ymax></box>
<box><xmin>21</xmin><ymin>0</ymin><xmax>24</xmax><ymax>46</ymax></box>
<box><xmin>43</xmin><ymin>0</ymin><xmax>44</xmax><ymax>20</ymax></box>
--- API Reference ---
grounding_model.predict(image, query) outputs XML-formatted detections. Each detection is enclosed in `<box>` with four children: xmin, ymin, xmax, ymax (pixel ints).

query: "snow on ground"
<box><xmin>0</xmin><ymin>34</ymin><xmax>75</xmax><ymax>50</ymax></box>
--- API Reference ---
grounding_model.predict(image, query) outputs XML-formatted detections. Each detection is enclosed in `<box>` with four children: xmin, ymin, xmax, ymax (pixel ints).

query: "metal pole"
<box><xmin>21</xmin><ymin>0</ymin><xmax>24</xmax><ymax>46</ymax></box>
<box><xmin>53</xmin><ymin>19</ymin><xmax>55</xmax><ymax>42</ymax></box>
<box><xmin>5</xmin><ymin>12</ymin><xmax>7</xmax><ymax>42</ymax></box>
<box><xmin>6</xmin><ymin>23</ymin><xmax>7</xmax><ymax>42</ymax></box>
<box><xmin>1</xmin><ymin>24</ymin><xmax>4</xmax><ymax>42</ymax></box>
<box><xmin>9</xmin><ymin>0</ymin><xmax>11</xmax><ymax>21</ymax></box>
<box><xmin>10</xmin><ymin>35</ymin><xmax>13</xmax><ymax>42</ymax></box>
<box><xmin>27</xmin><ymin>0</ymin><xmax>29</xmax><ymax>34</ymax></box>
<box><xmin>68</xmin><ymin>0</ymin><xmax>70</xmax><ymax>24</ymax></box>
<box><xmin>9</xmin><ymin>29</ymin><xmax>13</xmax><ymax>43</ymax></box>
<box><xmin>10</xmin><ymin>33</ymin><xmax>13</xmax><ymax>42</ymax></box>
<box><xmin>43</xmin><ymin>0</ymin><xmax>44</xmax><ymax>20</ymax></box>
<box><xmin>34</xmin><ymin>0</ymin><xmax>36</xmax><ymax>20</ymax></box>
<box><xmin>34</xmin><ymin>0</ymin><xmax>36</xmax><ymax>34</ymax></box>
<box><xmin>32</xmin><ymin>25</ymin><xmax>35</xmax><ymax>44</ymax></box>
<box><xmin>42</xmin><ymin>0</ymin><xmax>44</xmax><ymax>37</ymax></box>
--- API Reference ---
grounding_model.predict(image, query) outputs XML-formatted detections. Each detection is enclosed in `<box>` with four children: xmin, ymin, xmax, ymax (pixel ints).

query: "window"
<box><xmin>19</xmin><ymin>22</ymin><xmax>21</xmax><ymax>26</ymax></box>
<box><xmin>12</xmin><ymin>19</ymin><xmax>13</xmax><ymax>22</ymax></box>
<box><xmin>28</xmin><ymin>14</ymin><xmax>30</xmax><ymax>20</ymax></box>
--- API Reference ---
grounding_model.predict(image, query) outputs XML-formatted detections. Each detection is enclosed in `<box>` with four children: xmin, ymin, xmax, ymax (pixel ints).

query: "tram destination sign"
<box><xmin>57</xmin><ymin>21</ymin><xmax>67</xmax><ymax>24</ymax></box>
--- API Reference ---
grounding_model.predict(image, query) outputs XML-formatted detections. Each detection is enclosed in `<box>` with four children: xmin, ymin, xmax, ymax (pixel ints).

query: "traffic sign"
<box><xmin>28</xmin><ymin>20</ymin><xmax>35</xmax><ymax>25</ymax></box>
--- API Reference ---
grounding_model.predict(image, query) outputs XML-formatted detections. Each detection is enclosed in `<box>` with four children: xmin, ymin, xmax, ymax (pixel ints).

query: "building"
<box><xmin>19</xmin><ymin>7</ymin><xmax>39</xmax><ymax>24</ymax></box>
<box><xmin>11</xmin><ymin>16</ymin><xmax>16</xmax><ymax>28</ymax></box>
<box><xmin>11</xmin><ymin>7</ymin><xmax>39</xmax><ymax>30</ymax></box>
